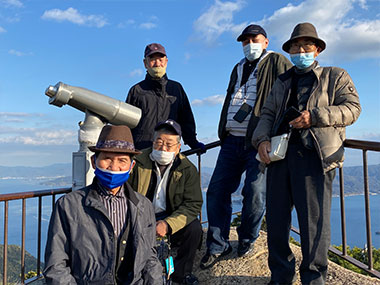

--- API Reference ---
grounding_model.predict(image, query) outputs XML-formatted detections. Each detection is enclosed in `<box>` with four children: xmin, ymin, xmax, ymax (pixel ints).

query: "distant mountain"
<box><xmin>0</xmin><ymin>163</ymin><xmax>379</xmax><ymax>196</ymax></box>
<box><xmin>0</xmin><ymin>244</ymin><xmax>43</xmax><ymax>283</ymax></box>
<box><xmin>200</xmin><ymin>164</ymin><xmax>380</xmax><ymax>196</ymax></box>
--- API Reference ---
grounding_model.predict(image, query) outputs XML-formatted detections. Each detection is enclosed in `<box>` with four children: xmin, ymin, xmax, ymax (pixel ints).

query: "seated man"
<box><xmin>129</xmin><ymin>119</ymin><xmax>203</xmax><ymax>285</ymax></box>
<box><xmin>44</xmin><ymin>125</ymin><xmax>162</xmax><ymax>284</ymax></box>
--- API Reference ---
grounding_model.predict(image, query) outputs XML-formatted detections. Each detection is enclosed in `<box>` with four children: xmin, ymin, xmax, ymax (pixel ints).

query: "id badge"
<box><xmin>233</xmin><ymin>103</ymin><xmax>253</xmax><ymax>123</ymax></box>
<box><xmin>165</xmin><ymin>256</ymin><xmax>174</xmax><ymax>277</ymax></box>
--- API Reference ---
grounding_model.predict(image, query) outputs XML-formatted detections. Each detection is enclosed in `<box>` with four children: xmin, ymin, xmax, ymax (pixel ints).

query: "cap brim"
<box><xmin>88</xmin><ymin>146</ymin><xmax>141</xmax><ymax>155</ymax></box>
<box><xmin>145</xmin><ymin>51</ymin><xmax>166</xmax><ymax>58</ymax></box>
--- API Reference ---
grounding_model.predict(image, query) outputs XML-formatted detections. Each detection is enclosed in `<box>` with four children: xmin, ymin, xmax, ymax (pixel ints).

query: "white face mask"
<box><xmin>150</xmin><ymin>149</ymin><xmax>175</xmax><ymax>165</ymax></box>
<box><xmin>243</xmin><ymin>43</ymin><xmax>263</xmax><ymax>61</ymax></box>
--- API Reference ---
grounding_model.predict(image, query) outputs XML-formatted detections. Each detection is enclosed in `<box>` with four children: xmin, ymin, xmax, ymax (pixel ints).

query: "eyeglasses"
<box><xmin>153</xmin><ymin>140</ymin><xmax>179</xmax><ymax>150</ymax></box>
<box><xmin>289</xmin><ymin>42</ymin><xmax>316</xmax><ymax>52</ymax></box>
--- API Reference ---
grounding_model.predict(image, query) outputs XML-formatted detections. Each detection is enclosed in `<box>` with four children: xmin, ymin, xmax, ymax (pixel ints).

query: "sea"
<box><xmin>0</xmin><ymin>180</ymin><xmax>379</xmax><ymax>259</ymax></box>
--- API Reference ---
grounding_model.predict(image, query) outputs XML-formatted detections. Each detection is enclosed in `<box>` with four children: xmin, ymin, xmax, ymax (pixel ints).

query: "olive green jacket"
<box><xmin>128</xmin><ymin>148</ymin><xmax>203</xmax><ymax>234</ymax></box>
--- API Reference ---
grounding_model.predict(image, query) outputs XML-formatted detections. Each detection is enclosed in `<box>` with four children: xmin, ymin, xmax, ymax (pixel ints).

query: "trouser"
<box><xmin>266</xmin><ymin>143</ymin><xmax>335</xmax><ymax>285</ymax></box>
<box><xmin>170</xmin><ymin>219</ymin><xmax>202</xmax><ymax>280</ymax></box>
<box><xmin>206</xmin><ymin>135</ymin><xmax>266</xmax><ymax>254</ymax></box>
<box><xmin>156</xmin><ymin>212</ymin><xmax>202</xmax><ymax>280</ymax></box>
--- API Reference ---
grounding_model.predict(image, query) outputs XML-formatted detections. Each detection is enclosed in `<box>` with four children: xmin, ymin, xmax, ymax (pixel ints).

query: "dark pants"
<box><xmin>206</xmin><ymin>135</ymin><xmax>266</xmax><ymax>254</ymax></box>
<box><xmin>170</xmin><ymin>219</ymin><xmax>202</xmax><ymax>280</ymax></box>
<box><xmin>266</xmin><ymin>143</ymin><xmax>335</xmax><ymax>285</ymax></box>
<box><xmin>156</xmin><ymin>212</ymin><xmax>202</xmax><ymax>281</ymax></box>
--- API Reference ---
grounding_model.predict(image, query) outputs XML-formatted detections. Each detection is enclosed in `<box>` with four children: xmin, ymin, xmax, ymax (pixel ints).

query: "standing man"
<box><xmin>253</xmin><ymin>23</ymin><xmax>361</xmax><ymax>284</ymax></box>
<box><xmin>44</xmin><ymin>125</ymin><xmax>162</xmax><ymax>284</ymax></box>
<box><xmin>126</xmin><ymin>43</ymin><xmax>205</xmax><ymax>152</ymax></box>
<box><xmin>129</xmin><ymin>119</ymin><xmax>203</xmax><ymax>285</ymax></box>
<box><xmin>201</xmin><ymin>24</ymin><xmax>292</xmax><ymax>269</ymax></box>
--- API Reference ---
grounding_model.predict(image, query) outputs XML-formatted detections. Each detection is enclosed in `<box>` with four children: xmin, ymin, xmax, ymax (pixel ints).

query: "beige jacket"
<box><xmin>252</xmin><ymin>65</ymin><xmax>361</xmax><ymax>172</ymax></box>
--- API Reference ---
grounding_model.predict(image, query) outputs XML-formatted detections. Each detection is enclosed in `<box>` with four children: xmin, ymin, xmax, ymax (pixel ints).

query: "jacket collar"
<box><xmin>144</xmin><ymin>73</ymin><xmax>168</xmax><ymax>89</ymax></box>
<box><xmin>85</xmin><ymin>177</ymin><xmax>140</xmax><ymax>208</ymax></box>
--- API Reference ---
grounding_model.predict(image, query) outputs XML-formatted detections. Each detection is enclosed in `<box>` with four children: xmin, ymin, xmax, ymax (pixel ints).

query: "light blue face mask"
<box><xmin>94</xmin><ymin>160</ymin><xmax>133</xmax><ymax>189</ymax></box>
<box><xmin>243</xmin><ymin>43</ymin><xmax>263</xmax><ymax>61</ymax></box>
<box><xmin>290</xmin><ymin>52</ymin><xmax>315</xmax><ymax>69</ymax></box>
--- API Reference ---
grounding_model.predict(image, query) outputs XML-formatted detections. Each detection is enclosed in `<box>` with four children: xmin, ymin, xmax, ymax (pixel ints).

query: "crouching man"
<box><xmin>129</xmin><ymin>119</ymin><xmax>203</xmax><ymax>285</ymax></box>
<box><xmin>44</xmin><ymin>125</ymin><xmax>162</xmax><ymax>284</ymax></box>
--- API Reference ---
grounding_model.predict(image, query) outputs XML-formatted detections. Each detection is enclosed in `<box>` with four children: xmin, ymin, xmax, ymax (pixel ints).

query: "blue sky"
<box><xmin>0</xmin><ymin>0</ymin><xmax>379</xmax><ymax>167</ymax></box>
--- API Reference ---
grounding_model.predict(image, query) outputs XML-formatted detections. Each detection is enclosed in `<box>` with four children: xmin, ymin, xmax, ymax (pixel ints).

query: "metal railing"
<box><xmin>0</xmin><ymin>139</ymin><xmax>379</xmax><ymax>284</ymax></box>
<box><xmin>0</xmin><ymin>188</ymin><xmax>72</xmax><ymax>284</ymax></box>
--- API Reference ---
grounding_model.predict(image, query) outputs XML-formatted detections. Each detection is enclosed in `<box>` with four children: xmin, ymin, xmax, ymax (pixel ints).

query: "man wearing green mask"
<box><xmin>126</xmin><ymin>43</ymin><xmax>205</xmax><ymax>153</ymax></box>
<box><xmin>253</xmin><ymin>23</ymin><xmax>361</xmax><ymax>284</ymax></box>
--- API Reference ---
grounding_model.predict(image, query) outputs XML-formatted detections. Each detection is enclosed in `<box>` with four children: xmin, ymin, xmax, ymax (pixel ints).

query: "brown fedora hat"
<box><xmin>88</xmin><ymin>125</ymin><xmax>141</xmax><ymax>155</ymax></box>
<box><xmin>282</xmin><ymin>22</ymin><xmax>326</xmax><ymax>53</ymax></box>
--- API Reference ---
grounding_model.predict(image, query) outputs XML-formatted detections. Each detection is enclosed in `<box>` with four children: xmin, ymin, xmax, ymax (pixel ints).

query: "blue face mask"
<box><xmin>94</xmin><ymin>162</ymin><xmax>133</xmax><ymax>189</ymax></box>
<box><xmin>290</xmin><ymin>52</ymin><xmax>315</xmax><ymax>69</ymax></box>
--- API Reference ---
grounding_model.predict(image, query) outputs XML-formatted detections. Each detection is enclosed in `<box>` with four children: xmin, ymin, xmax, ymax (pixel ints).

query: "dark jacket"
<box><xmin>126</xmin><ymin>74</ymin><xmax>198</xmax><ymax>149</ymax></box>
<box><xmin>44</xmin><ymin>180</ymin><xmax>162</xmax><ymax>285</ymax></box>
<box><xmin>252</xmin><ymin>65</ymin><xmax>361</xmax><ymax>172</ymax></box>
<box><xmin>128</xmin><ymin>148</ymin><xmax>203</xmax><ymax>234</ymax></box>
<box><xmin>218</xmin><ymin>52</ymin><xmax>292</xmax><ymax>148</ymax></box>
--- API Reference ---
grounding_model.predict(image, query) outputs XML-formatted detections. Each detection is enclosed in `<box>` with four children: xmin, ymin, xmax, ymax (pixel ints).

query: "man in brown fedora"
<box><xmin>44</xmin><ymin>125</ymin><xmax>162</xmax><ymax>284</ymax></box>
<box><xmin>253</xmin><ymin>23</ymin><xmax>361</xmax><ymax>284</ymax></box>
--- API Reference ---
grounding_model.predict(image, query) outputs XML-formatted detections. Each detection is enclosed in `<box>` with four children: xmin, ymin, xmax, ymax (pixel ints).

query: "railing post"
<box><xmin>21</xmin><ymin>199</ymin><xmax>26</xmax><ymax>284</ymax></box>
<box><xmin>338</xmin><ymin>167</ymin><xmax>347</xmax><ymax>255</ymax></box>
<box><xmin>37</xmin><ymin>196</ymin><xmax>42</xmax><ymax>275</ymax></box>
<box><xmin>362</xmin><ymin>149</ymin><xmax>373</xmax><ymax>270</ymax></box>
<box><xmin>3</xmin><ymin>201</ymin><xmax>8</xmax><ymax>285</ymax></box>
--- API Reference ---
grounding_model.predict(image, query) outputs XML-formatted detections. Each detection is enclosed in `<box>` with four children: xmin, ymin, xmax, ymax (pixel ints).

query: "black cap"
<box><xmin>144</xmin><ymin>43</ymin><xmax>167</xmax><ymax>58</ymax></box>
<box><xmin>154</xmin><ymin>119</ymin><xmax>182</xmax><ymax>136</ymax></box>
<box><xmin>237</xmin><ymin>24</ymin><xmax>267</xmax><ymax>42</ymax></box>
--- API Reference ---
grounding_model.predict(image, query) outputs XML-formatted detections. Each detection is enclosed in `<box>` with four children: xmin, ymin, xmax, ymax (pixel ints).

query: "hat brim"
<box><xmin>88</xmin><ymin>146</ymin><xmax>141</xmax><ymax>155</ymax></box>
<box><xmin>282</xmin><ymin>36</ymin><xmax>326</xmax><ymax>53</ymax></box>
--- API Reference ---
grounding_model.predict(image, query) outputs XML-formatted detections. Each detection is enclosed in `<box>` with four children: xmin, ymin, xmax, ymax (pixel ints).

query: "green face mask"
<box><xmin>147</xmin><ymin>66</ymin><xmax>166</xmax><ymax>79</ymax></box>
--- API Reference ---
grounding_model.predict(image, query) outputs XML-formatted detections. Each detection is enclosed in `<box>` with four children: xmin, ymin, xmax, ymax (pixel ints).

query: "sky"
<box><xmin>0</xmin><ymin>0</ymin><xmax>379</xmax><ymax>168</ymax></box>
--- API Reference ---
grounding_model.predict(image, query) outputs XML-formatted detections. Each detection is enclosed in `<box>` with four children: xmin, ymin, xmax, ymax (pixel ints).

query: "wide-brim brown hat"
<box><xmin>88</xmin><ymin>125</ymin><xmax>141</xmax><ymax>155</ymax></box>
<box><xmin>282</xmin><ymin>22</ymin><xmax>326</xmax><ymax>53</ymax></box>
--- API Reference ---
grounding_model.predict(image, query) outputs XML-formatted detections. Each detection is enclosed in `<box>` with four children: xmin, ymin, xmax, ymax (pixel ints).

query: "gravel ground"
<box><xmin>191</xmin><ymin>228</ymin><xmax>380</xmax><ymax>285</ymax></box>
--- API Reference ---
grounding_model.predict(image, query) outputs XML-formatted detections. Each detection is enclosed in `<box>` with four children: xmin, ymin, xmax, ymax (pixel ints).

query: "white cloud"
<box><xmin>193</xmin><ymin>0</ymin><xmax>246</xmax><ymax>44</ymax></box>
<box><xmin>129</xmin><ymin>68</ymin><xmax>143</xmax><ymax>77</ymax></box>
<box><xmin>0</xmin><ymin>112</ymin><xmax>44</xmax><ymax>118</ymax></box>
<box><xmin>192</xmin><ymin>94</ymin><xmax>225</xmax><ymax>106</ymax></box>
<box><xmin>1</xmin><ymin>0</ymin><xmax>23</xmax><ymax>8</ymax></box>
<box><xmin>139</xmin><ymin>22</ymin><xmax>157</xmax><ymax>29</ymax></box>
<box><xmin>8</xmin><ymin>49</ymin><xmax>32</xmax><ymax>56</ymax></box>
<box><xmin>41</xmin><ymin>7</ymin><xmax>108</xmax><ymax>28</ymax></box>
<box><xmin>258</xmin><ymin>0</ymin><xmax>380</xmax><ymax>61</ymax></box>
<box><xmin>0</xmin><ymin>126</ymin><xmax>76</xmax><ymax>145</ymax></box>
<box><xmin>0</xmin><ymin>26</ymin><xmax>6</xmax><ymax>33</ymax></box>
<box><xmin>193</xmin><ymin>0</ymin><xmax>380</xmax><ymax>60</ymax></box>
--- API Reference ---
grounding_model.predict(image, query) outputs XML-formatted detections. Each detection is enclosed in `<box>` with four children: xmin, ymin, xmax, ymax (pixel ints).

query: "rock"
<box><xmin>191</xmin><ymin>228</ymin><xmax>380</xmax><ymax>284</ymax></box>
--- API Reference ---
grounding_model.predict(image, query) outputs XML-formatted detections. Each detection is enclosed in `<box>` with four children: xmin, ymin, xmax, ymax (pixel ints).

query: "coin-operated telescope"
<box><xmin>45</xmin><ymin>82</ymin><xmax>142</xmax><ymax>190</ymax></box>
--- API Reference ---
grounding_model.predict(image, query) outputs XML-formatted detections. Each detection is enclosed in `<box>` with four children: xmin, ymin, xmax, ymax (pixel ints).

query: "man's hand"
<box><xmin>289</xmin><ymin>110</ymin><xmax>311</xmax><ymax>129</ymax></box>
<box><xmin>156</xmin><ymin>220</ymin><xmax>169</xmax><ymax>237</ymax></box>
<box><xmin>258</xmin><ymin>141</ymin><xmax>271</xmax><ymax>164</ymax></box>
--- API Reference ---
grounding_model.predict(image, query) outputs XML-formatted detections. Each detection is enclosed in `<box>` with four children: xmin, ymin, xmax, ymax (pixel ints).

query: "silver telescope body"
<box><xmin>45</xmin><ymin>82</ymin><xmax>141</xmax><ymax>128</ymax></box>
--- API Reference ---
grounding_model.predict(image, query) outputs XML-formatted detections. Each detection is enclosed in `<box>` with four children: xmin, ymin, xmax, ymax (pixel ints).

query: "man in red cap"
<box><xmin>44</xmin><ymin>125</ymin><xmax>162</xmax><ymax>284</ymax></box>
<box><xmin>126</xmin><ymin>43</ymin><xmax>205</xmax><ymax>153</ymax></box>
